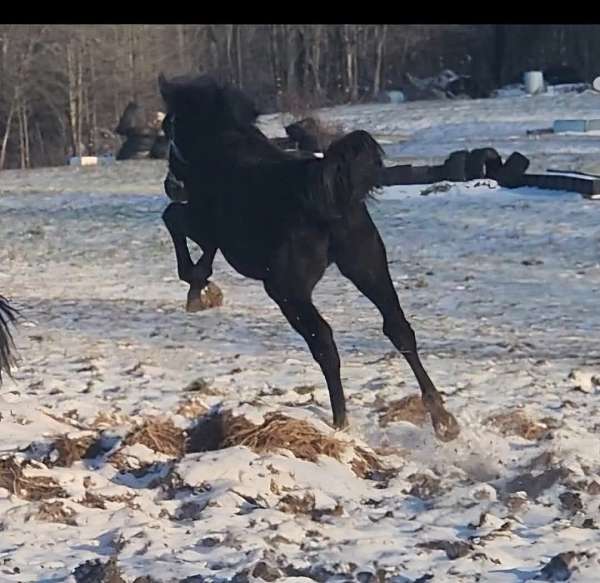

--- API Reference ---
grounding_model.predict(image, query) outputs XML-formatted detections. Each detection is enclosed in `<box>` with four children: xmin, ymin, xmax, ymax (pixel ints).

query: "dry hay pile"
<box><xmin>188</xmin><ymin>410</ymin><xmax>383</xmax><ymax>477</ymax></box>
<box><xmin>122</xmin><ymin>417</ymin><xmax>185</xmax><ymax>457</ymax></box>
<box><xmin>0</xmin><ymin>456</ymin><xmax>66</xmax><ymax>500</ymax></box>
<box><xmin>107</xmin><ymin>417</ymin><xmax>186</xmax><ymax>472</ymax></box>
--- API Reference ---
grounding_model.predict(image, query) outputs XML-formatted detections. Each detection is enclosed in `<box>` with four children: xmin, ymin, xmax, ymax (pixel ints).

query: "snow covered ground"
<box><xmin>260</xmin><ymin>88</ymin><xmax>600</xmax><ymax>172</ymax></box>
<box><xmin>1</xmin><ymin>93</ymin><xmax>600</xmax><ymax>582</ymax></box>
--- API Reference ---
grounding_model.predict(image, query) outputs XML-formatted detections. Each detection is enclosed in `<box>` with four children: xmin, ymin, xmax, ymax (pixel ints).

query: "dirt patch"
<box><xmin>0</xmin><ymin>456</ymin><xmax>67</xmax><ymax>500</ymax></box>
<box><xmin>378</xmin><ymin>394</ymin><xmax>428</xmax><ymax>427</ymax></box>
<box><xmin>485</xmin><ymin>409</ymin><xmax>550</xmax><ymax>440</ymax></box>
<box><xmin>188</xmin><ymin>410</ymin><xmax>383</xmax><ymax>477</ymax></box>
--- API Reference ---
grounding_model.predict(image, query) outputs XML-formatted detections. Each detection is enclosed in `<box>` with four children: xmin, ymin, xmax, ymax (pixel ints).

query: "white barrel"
<box><xmin>524</xmin><ymin>71</ymin><xmax>545</xmax><ymax>95</ymax></box>
<box><xmin>593</xmin><ymin>77</ymin><xmax>600</xmax><ymax>92</ymax></box>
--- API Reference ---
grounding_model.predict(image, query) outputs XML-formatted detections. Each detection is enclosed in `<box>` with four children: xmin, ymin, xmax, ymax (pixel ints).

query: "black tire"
<box><xmin>116</xmin><ymin>133</ymin><xmax>156</xmax><ymax>161</ymax></box>
<box><xmin>149</xmin><ymin>135</ymin><xmax>169</xmax><ymax>159</ymax></box>
<box><xmin>442</xmin><ymin>150</ymin><xmax>469</xmax><ymax>182</ymax></box>
<box><xmin>496</xmin><ymin>152</ymin><xmax>530</xmax><ymax>187</ymax></box>
<box><xmin>378</xmin><ymin>164</ymin><xmax>442</xmax><ymax>186</ymax></box>
<box><xmin>466</xmin><ymin>148</ymin><xmax>502</xmax><ymax>180</ymax></box>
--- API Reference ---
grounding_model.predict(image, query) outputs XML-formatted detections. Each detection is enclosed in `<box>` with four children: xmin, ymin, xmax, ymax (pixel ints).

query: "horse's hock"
<box><xmin>186</xmin><ymin>282</ymin><xmax>224</xmax><ymax>313</ymax></box>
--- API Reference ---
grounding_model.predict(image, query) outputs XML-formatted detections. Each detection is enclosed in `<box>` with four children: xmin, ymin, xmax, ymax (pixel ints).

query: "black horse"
<box><xmin>159</xmin><ymin>74</ymin><xmax>459</xmax><ymax>441</ymax></box>
<box><xmin>0</xmin><ymin>295</ymin><xmax>17</xmax><ymax>383</ymax></box>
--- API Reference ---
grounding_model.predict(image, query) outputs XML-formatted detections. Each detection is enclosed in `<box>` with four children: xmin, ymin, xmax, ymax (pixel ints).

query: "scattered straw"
<box><xmin>51</xmin><ymin>434</ymin><xmax>99</xmax><ymax>467</ymax></box>
<box><xmin>34</xmin><ymin>501</ymin><xmax>77</xmax><ymax>525</ymax></box>
<box><xmin>91</xmin><ymin>411</ymin><xmax>130</xmax><ymax>430</ymax></box>
<box><xmin>175</xmin><ymin>397</ymin><xmax>208</xmax><ymax>420</ymax></box>
<box><xmin>79</xmin><ymin>489</ymin><xmax>137</xmax><ymax>510</ymax></box>
<box><xmin>378</xmin><ymin>394</ymin><xmax>428</xmax><ymax>427</ymax></box>
<box><xmin>0</xmin><ymin>457</ymin><xmax>67</xmax><ymax>500</ymax></box>
<box><xmin>278</xmin><ymin>492</ymin><xmax>316</xmax><ymax>515</ymax></box>
<box><xmin>485</xmin><ymin>409</ymin><xmax>550</xmax><ymax>441</ymax></box>
<box><xmin>41</xmin><ymin>409</ymin><xmax>90</xmax><ymax>430</ymax></box>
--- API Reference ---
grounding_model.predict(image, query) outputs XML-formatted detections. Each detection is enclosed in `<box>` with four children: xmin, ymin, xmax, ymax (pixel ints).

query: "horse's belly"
<box><xmin>220</xmin><ymin>247</ymin><xmax>268</xmax><ymax>280</ymax></box>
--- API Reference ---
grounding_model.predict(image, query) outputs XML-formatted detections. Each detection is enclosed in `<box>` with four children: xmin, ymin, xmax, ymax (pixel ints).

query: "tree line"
<box><xmin>1</xmin><ymin>24</ymin><xmax>598</xmax><ymax>170</ymax></box>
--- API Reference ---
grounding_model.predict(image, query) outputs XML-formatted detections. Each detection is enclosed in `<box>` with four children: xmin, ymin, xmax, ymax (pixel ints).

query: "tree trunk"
<box><xmin>372</xmin><ymin>24</ymin><xmax>387</xmax><ymax>96</ymax></box>
<box><xmin>285</xmin><ymin>25</ymin><xmax>299</xmax><ymax>94</ymax></box>
<box><xmin>225</xmin><ymin>25</ymin><xmax>234</xmax><ymax>83</ymax></box>
<box><xmin>0</xmin><ymin>98</ymin><xmax>15</xmax><ymax>170</ymax></box>
<box><xmin>493</xmin><ymin>25</ymin><xmax>507</xmax><ymax>87</ymax></box>
<box><xmin>177</xmin><ymin>24</ymin><xmax>186</xmax><ymax>71</ymax></box>
<box><xmin>234</xmin><ymin>24</ymin><xmax>243</xmax><ymax>87</ymax></box>
<box><xmin>268</xmin><ymin>24</ymin><xmax>282</xmax><ymax>93</ymax></box>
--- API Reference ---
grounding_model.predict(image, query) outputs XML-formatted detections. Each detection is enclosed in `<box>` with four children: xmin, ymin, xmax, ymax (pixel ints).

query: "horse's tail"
<box><xmin>304</xmin><ymin>130</ymin><xmax>384</xmax><ymax>220</ymax></box>
<box><xmin>0</xmin><ymin>295</ymin><xmax>17</xmax><ymax>383</ymax></box>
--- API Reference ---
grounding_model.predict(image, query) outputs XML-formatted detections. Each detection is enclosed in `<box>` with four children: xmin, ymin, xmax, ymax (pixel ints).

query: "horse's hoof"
<box><xmin>431</xmin><ymin>409</ymin><xmax>460</xmax><ymax>442</ymax></box>
<box><xmin>186</xmin><ymin>289</ymin><xmax>205</xmax><ymax>313</ymax></box>
<box><xmin>333</xmin><ymin>414</ymin><xmax>349</xmax><ymax>431</ymax></box>
<box><xmin>186</xmin><ymin>282</ymin><xmax>224</xmax><ymax>312</ymax></box>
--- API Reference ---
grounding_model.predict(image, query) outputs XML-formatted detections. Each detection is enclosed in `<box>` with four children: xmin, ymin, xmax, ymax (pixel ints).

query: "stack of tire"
<box><xmin>379</xmin><ymin>148</ymin><xmax>530</xmax><ymax>188</ymax></box>
<box><xmin>115</xmin><ymin>102</ymin><xmax>169</xmax><ymax>161</ymax></box>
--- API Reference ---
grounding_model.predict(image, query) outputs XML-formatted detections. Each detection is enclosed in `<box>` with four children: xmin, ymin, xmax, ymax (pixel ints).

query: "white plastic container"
<box><xmin>524</xmin><ymin>71</ymin><xmax>545</xmax><ymax>95</ymax></box>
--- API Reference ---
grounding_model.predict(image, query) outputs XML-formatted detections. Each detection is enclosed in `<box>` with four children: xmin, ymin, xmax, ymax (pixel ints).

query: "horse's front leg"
<box><xmin>162</xmin><ymin>202</ymin><xmax>197</xmax><ymax>284</ymax></box>
<box><xmin>162</xmin><ymin>202</ymin><xmax>219</xmax><ymax>311</ymax></box>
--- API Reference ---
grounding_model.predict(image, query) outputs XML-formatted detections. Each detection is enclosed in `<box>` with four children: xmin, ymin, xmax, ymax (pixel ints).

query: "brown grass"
<box><xmin>485</xmin><ymin>409</ymin><xmax>550</xmax><ymax>441</ymax></box>
<box><xmin>123</xmin><ymin>417</ymin><xmax>185</xmax><ymax>458</ymax></box>
<box><xmin>188</xmin><ymin>410</ymin><xmax>382</xmax><ymax>477</ymax></box>
<box><xmin>378</xmin><ymin>394</ymin><xmax>428</xmax><ymax>427</ymax></box>
<box><xmin>0</xmin><ymin>457</ymin><xmax>67</xmax><ymax>500</ymax></box>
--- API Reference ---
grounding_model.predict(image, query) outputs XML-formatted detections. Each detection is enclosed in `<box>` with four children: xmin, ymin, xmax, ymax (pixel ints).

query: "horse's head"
<box><xmin>158</xmin><ymin>73</ymin><xmax>260</xmax><ymax>165</ymax></box>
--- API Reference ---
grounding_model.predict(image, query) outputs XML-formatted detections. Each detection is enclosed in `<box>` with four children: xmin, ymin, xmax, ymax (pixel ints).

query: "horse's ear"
<box><xmin>158</xmin><ymin>73</ymin><xmax>172</xmax><ymax>102</ymax></box>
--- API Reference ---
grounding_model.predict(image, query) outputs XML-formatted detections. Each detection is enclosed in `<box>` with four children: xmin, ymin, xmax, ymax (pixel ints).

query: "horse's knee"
<box><xmin>162</xmin><ymin>202</ymin><xmax>185</xmax><ymax>228</ymax></box>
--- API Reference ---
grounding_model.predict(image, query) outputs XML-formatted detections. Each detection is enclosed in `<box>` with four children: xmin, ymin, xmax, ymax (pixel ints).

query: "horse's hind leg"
<box><xmin>333</xmin><ymin>207</ymin><xmax>459</xmax><ymax>441</ymax></box>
